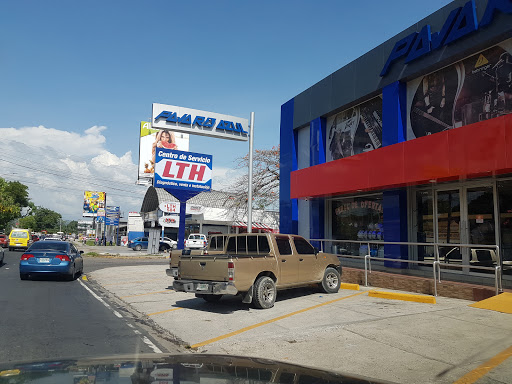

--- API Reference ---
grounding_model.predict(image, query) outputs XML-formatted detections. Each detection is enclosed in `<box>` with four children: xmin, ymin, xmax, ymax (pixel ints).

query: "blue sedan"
<box><xmin>19</xmin><ymin>240</ymin><xmax>84</xmax><ymax>281</ymax></box>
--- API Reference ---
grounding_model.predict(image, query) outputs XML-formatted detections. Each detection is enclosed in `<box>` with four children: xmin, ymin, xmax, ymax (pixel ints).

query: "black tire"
<box><xmin>134</xmin><ymin>244</ymin><xmax>142</xmax><ymax>251</ymax></box>
<box><xmin>9</xmin><ymin>247</ymin><xmax>12</xmax><ymax>252</ymax></box>
<box><xmin>20</xmin><ymin>273</ymin><xmax>29</xmax><ymax>280</ymax></box>
<box><xmin>159</xmin><ymin>244</ymin><xmax>170</xmax><ymax>252</ymax></box>
<box><xmin>321</xmin><ymin>267</ymin><xmax>341</xmax><ymax>293</ymax></box>
<box><xmin>253</xmin><ymin>276</ymin><xmax>276</xmax><ymax>309</ymax></box>
<box><xmin>196</xmin><ymin>294</ymin><xmax>222</xmax><ymax>302</ymax></box>
<box><xmin>66</xmin><ymin>265</ymin><xmax>75</xmax><ymax>281</ymax></box>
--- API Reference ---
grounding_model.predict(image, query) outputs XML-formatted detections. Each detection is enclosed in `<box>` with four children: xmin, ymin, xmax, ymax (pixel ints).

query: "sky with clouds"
<box><xmin>0</xmin><ymin>0</ymin><xmax>452</xmax><ymax>220</ymax></box>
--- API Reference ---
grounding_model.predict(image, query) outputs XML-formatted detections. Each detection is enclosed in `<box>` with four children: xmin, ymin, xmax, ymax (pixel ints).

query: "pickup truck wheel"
<box><xmin>253</xmin><ymin>276</ymin><xmax>276</xmax><ymax>309</ymax></box>
<box><xmin>196</xmin><ymin>294</ymin><xmax>222</xmax><ymax>303</ymax></box>
<box><xmin>321</xmin><ymin>267</ymin><xmax>341</xmax><ymax>293</ymax></box>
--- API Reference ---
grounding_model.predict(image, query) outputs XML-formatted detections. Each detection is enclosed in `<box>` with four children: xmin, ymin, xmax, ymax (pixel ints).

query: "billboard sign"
<box><xmin>105</xmin><ymin>206</ymin><xmax>120</xmax><ymax>226</ymax></box>
<box><xmin>407</xmin><ymin>38</ymin><xmax>512</xmax><ymax>139</ymax></box>
<box><xmin>154</xmin><ymin>148</ymin><xmax>212</xmax><ymax>192</ymax></box>
<box><xmin>158</xmin><ymin>215</ymin><xmax>180</xmax><ymax>228</ymax></box>
<box><xmin>152</xmin><ymin>103</ymin><xmax>249</xmax><ymax>141</ymax></box>
<box><xmin>138</xmin><ymin>121</ymin><xmax>190</xmax><ymax>180</ymax></box>
<box><xmin>83</xmin><ymin>191</ymin><xmax>106</xmax><ymax>217</ymax></box>
<box><xmin>326</xmin><ymin>96</ymin><xmax>383</xmax><ymax>161</ymax></box>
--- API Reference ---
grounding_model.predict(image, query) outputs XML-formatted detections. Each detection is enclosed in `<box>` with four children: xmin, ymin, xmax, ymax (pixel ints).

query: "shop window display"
<box><xmin>331</xmin><ymin>195</ymin><xmax>383</xmax><ymax>257</ymax></box>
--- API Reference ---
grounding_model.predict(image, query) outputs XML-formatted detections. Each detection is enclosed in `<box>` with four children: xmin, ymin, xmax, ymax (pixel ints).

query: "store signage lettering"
<box><xmin>154</xmin><ymin>111</ymin><xmax>248</xmax><ymax>135</ymax></box>
<box><xmin>380</xmin><ymin>0</ymin><xmax>512</xmax><ymax>76</ymax></box>
<box><xmin>154</xmin><ymin>148</ymin><xmax>212</xmax><ymax>192</ymax></box>
<box><xmin>335</xmin><ymin>200</ymin><xmax>383</xmax><ymax>215</ymax></box>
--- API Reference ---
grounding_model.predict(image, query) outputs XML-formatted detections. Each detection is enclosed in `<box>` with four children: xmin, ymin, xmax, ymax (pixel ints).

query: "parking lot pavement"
<box><xmin>88</xmin><ymin>265</ymin><xmax>512</xmax><ymax>384</ymax></box>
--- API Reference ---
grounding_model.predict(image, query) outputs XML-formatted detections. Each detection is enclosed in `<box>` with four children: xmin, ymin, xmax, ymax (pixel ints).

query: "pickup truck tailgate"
<box><xmin>179</xmin><ymin>256</ymin><xmax>229</xmax><ymax>281</ymax></box>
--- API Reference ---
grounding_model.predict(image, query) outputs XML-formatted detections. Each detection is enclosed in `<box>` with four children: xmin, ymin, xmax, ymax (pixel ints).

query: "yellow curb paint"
<box><xmin>103</xmin><ymin>279</ymin><xmax>165</xmax><ymax>286</ymax></box>
<box><xmin>368</xmin><ymin>290</ymin><xmax>436</xmax><ymax>304</ymax></box>
<box><xmin>453</xmin><ymin>345</ymin><xmax>512</xmax><ymax>384</ymax></box>
<box><xmin>469</xmin><ymin>292</ymin><xmax>512</xmax><ymax>314</ymax></box>
<box><xmin>339</xmin><ymin>283</ymin><xmax>360</xmax><ymax>291</ymax></box>
<box><xmin>148</xmin><ymin>307</ymin><xmax>182</xmax><ymax>316</ymax></box>
<box><xmin>121</xmin><ymin>290</ymin><xmax>172</xmax><ymax>299</ymax></box>
<box><xmin>81</xmin><ymin>275</ymin><xmax>88</xmax><ymax>281</ymax></box>
<box><xmin>190</xmin><ymin>291</ymin><xmax>365</xmax><ymax>349</ymax></box>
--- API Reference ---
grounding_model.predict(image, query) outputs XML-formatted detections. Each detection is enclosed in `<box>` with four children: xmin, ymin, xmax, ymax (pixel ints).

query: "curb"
<box><xmin>339</xmin><ymin>283</ymin><xmax>360</xmax><ymax>291</ymax></box>
<box><xmin>368</xmin><ymin>290</ymin><xmax>436</xmax><ymax>304</ymax></box>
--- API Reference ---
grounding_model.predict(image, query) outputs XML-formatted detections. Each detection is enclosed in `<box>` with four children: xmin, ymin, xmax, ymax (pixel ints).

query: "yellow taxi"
<box><xmin>8</xmin><ymin>229</ymin><xmax>32</xmax><ymax>251</ymax></box>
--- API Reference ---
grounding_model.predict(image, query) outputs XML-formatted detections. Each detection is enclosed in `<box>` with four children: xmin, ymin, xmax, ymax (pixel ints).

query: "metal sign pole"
<box><xmin>247</xmin><ymin>112</ymin><xmax>255</xmax><ymax>233</ymax></box>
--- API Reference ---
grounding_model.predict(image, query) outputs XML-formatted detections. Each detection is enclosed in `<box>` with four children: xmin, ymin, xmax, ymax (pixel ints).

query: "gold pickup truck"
<box><xmin>172</xmin><ymin>233</ymin><xmax>341</xmax><ymax>309</ymax></box>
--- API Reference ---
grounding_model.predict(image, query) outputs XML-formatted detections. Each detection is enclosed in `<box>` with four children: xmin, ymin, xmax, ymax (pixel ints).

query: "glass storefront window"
<box><xmin>331</xmin><ymin>194</ymin><xmax>383</xmax><ymax>256</ymax></box>
<box><xmin>416</xmin><ymin>190</ymin><xmax>434</xmax><ymax>262</ymax></box>
<box><xmin>498</xmin><ymin>180</ymin><xmax>512</xmax><ymax>265</ymax></box>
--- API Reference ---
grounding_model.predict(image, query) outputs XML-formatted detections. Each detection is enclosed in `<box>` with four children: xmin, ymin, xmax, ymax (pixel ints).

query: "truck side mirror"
<box><xmin>314</xmin><ymin>247</ymin><xmax>319</xmax><ymax>255</ymax></box>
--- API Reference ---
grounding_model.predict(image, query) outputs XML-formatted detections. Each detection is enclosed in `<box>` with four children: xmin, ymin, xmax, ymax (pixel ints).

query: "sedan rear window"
<box><xmin>29</xmin><ymin>242</ymin><xmax>68</xmax><ymax>252</ymax></box>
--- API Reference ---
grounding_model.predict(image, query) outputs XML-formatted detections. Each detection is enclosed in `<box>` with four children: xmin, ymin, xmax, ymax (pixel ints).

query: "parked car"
<box><xmin>173</xmin><ymin>233</ymin><xmax>341</xmax><ymax>308</ymax></box>
<box><xmin>127</xmin><ymin>237</ymin><xmax>171</xmax><ymax>252</ymax></box>
<box><xmin>0</xmin><ymin>234</ymin><xmax>8</xmax><ymax>247</ymax></box>
<box><xmin>19</xmin><ymin>240</ymin><xmax>84</xmax><ymax>280</ymax></box>
<box><xmin>184</xmin><ymin>233</ymin><xmax>207</xmax><ymax>249</ymax></box>
<box><xmin>8</xmin><ymin>229</ymin><xmax>33</xmax><ymax>251</ymax></box>
<box><xmin>0</xmin><ymin>246</ymin><xmax>4</xmax><ymax>265</ymax></box>
<box><xmin>161</xmin><ymin>237</ymin><xmax>178</xmax><ymax>250</ymax></box>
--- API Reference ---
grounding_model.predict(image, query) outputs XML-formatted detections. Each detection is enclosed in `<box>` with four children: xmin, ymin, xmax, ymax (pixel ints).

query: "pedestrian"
<box><xmin>95</xmin><ymin>236</ymin><xmax>99</xmax><ymax>246</ymax></box>
<box><xmin>109</xmin><ymin>235</ymin><xmax>113</xmax><ymax>246</ymax></box>
<box><xmin>102</xmin><ymin>235</ymin><xmax>106</xmax><ymax>246</ymax></box>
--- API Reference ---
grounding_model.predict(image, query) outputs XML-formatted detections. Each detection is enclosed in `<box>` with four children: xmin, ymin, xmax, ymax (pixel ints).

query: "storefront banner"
<box><xmin>407</xmin><ymin>38</ymin><xmax>512</xmax><ymax>140</ymax></box>
<box><xmin>105</xmin><ymin>206</ymin><xmax>120</xmax><ymax>226</ymax></box>
<box><xmin>159</xmin><ymin>202</ymin><xmax>205</xmax><ymax>215</ymax></box>
<box><xmin>83</xmin><ymin>191</ymin><xmax>106</xmax><ymax>217</ymax></box>
<box><xmin>152</xmin><ymin>103</ymin><xmax>249</xmax><ymax>142</ymax></box>
<box><xmin>326</xmin><ymin>96</ymin><xmax>383</xmax><ymax>162</ymax></box>
<box><xmin>159</xmin><ymin>215</ymin><xmax>180</xmax><ymax>228</ymax></box>
<box><xmin>138</xmin><ymin>121</ymin><xmax>190</xmax><ymax>181</ymax></box>
<box><xmin>154</xmin><ymin>148</ymin><xmax>212</xmax><ymax>192</ymax></box>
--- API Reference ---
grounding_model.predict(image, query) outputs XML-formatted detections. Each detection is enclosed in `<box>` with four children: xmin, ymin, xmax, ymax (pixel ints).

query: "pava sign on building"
<box><xmin>154</xmin><ymin>148</ymin><xmax>212</xmax><ymax>192</ymax></box>
<box><xmin>152</xmin><ymin>103</ymin><xmax>249</xmax><ymax>141</ymax></box>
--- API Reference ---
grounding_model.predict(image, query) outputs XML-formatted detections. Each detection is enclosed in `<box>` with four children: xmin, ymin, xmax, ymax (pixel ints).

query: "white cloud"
<box><xmin>212</xmin><ymin>166</ymin><xmax>243</xmax><ymax>192</ymax></box>
<box><xmin>0</xmin><ymin>125</ymin><xmax>146</xmax><ymax>220</ymax></box>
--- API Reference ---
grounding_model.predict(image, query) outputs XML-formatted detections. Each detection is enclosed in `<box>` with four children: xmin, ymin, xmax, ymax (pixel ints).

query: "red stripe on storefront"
<box><xmin>291</xmin><ymin>114</ymin><xmax>512</xmax><ymax>199</ymax></box>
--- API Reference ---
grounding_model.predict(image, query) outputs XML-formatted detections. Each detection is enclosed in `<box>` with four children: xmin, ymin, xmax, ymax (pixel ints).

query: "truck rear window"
<box><xmin>226</xmin><ymin>235</ymin><xmax>270</xmax><ymax>255</ymax></box>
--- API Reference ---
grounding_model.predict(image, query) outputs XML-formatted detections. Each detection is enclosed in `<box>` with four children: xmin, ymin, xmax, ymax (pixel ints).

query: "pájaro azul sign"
<box><xmin>380</xmin><ymin>0</ymin><xmax>512</xmax><ymax>76</ymax></box>
<box><xmin>152</xmin><ymin>103</ymin><xmax>249</xmax><ymax>141</ymax></box>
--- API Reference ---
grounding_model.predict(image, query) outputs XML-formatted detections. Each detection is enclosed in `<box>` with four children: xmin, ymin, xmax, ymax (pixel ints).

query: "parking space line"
<box><xmin>103</xmin><ymin>279</ymin><xmax>166</xmax><ymax>286</ymax></box>
<box><xmin>120</xmin><ymin>290</ymin><xmax>172</xmax><ymax>299</ymax></box>
<box><xmin>190</xmin><ymin>291</ymin><xmax>365</xmax><ymax>349</ymax></box>
<box><xmin>148</xmin><ymin>307</ymin><xmax>183</xmax><ymax>316</ymax></box>
<box><xmin>453</xmin><ymin>345</ymin><xmax>512</xmax><ymax>384</ymax></box>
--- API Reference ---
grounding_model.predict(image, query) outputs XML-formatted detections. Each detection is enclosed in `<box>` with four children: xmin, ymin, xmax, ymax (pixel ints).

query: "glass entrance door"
<box><xmin>436</xmin><ymin>189</ymin><xmax>462</xmax><ymax>265</ymax></box>
<box><xmin>435</xmin><ymin>184</ymin><xmax>498</xmax><ymax>272</ymax></box>
<box><xmin>466</xmin><ymin>185</ymin><xmax>497</xmax><ymax>267</ymax></box>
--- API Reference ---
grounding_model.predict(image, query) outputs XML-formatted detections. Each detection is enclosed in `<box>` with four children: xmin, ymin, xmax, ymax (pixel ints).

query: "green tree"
<box><xmin>32</xmin><ymin>206</ymin><xmax>62</xmax><ymax>232</ymax></box>
<box><xmin>63</xmin><ymin>220</ymin><xmax>78</xmax><ymax>234</ymax></box>
<box><xmin>0</xmin><ymin>177</ymin><xmax>29</xmax><ymax>230</ymax></box>
<box><xmin>18</xmin><ymin>215</ymin><xmax>37</xmax><ymax>230</ymax></box>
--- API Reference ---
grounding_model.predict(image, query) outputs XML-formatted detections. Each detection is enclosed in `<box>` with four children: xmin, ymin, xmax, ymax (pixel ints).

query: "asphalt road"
<box><xmin>0</xmin><ymin>249</ymin><xmax>170</xmax><ymax>364</ymax></box>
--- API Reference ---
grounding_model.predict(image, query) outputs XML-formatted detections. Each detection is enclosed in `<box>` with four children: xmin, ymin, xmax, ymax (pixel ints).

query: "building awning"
<box><xmin>232</xmin><ymin>221</ymin><xmax>274</xmax><ymax>231</ymax></box>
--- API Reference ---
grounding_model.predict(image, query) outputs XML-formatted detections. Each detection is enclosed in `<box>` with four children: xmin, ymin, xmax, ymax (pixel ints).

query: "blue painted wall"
<box><xmin>309</xmin><ymin>117</ymin><xmax>326</xmax><ymax>246</ymax></box>
<box><xmin>382</xmin><ymin>81</ymin><xmax>408</xmax><ymax>267</ymax></box>
<box><xmin>280</xmin><ymin>98</ymin><xmax>298</xmax><ymax>234</ymax></box>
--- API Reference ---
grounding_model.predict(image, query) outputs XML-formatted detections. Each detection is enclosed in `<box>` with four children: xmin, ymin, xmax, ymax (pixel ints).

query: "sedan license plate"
<box><xmin>38</xmin><ymin>258</ymin><xmax>50</xmax><ymax>263</ymax></box>
<box><xmin>196</xmin><ymin>283</ymin><xmax>209</xmax><ymax>291</ymax></box>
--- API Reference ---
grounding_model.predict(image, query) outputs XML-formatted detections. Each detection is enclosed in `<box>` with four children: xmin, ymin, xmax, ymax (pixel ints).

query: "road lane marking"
<box><xmin>79</xmin><ymin>280</ymin><xmax>123</xmax><ymax>318</ymax></box>
<box><xmin>190</xmin><ymin>291</ymin><xmax>366</xmax><ymax>349</ymax></box>
<box><xmin>120</xmin><ymin>290</ymin><xmax>172</xmax><ymax>299</ymax></box>
<box><xmin>148</xmin><ymin>307</ymin><xmax>183</xmax><ymax>316</ymax></box>
<box><xmin>453</xmin><ymin>345</ymin><xmax>512</xmax><ymax>384</ymax></box>
<box><xmin>142</xmin><ymin>336</ymin><xmax>163</xmax><ymax>353</ymax></box>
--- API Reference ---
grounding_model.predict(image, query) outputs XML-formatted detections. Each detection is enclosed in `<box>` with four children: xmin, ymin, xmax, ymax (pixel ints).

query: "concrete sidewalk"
<box><xmin>74</xmin><ymin>242</ymin><xmax>168</xmax><ymax>257</ymax></box>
